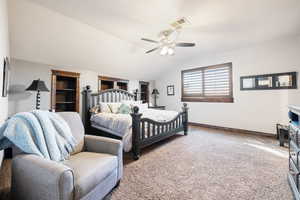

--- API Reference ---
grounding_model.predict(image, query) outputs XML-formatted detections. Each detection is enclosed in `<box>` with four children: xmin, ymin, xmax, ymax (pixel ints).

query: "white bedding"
<box><xmin>90</xmin><ymin>109</ymin><xmax>179</xmax><ymax>152</ymax></box>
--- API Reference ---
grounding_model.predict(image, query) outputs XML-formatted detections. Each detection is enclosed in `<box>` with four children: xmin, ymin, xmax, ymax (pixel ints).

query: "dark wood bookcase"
<box><xmin>98</xmin><ymin>76</ymin><xmax>128</xmax><ymax>91</ymax></box>
<box><xmin>51</xmin><ymin>70</ymin><xmax>80</xmax><ymax>112</ymax></box>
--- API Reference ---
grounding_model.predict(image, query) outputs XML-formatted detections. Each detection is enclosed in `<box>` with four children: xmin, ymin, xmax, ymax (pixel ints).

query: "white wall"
<box><xmin>8</xmin><ymin>59</ymin><xmax>98</xmax><ymax>116</ymax></box>
<box><xmin>8</xmin><ymin>59</ymin><xmax>155</xmax><ymax>116</ymax></box>
<box><xmin>156</xmin><ymin>36</ymin><xmax>300</xmax><ymax>134</ymax></box>
<box><xmin>7</xmin><ymin>0</ymin><xmax>175</xmax><ymax>81</ymax></box>
<box><xmin>0</xmin><ymin>0</ymin><xmax>9</xmax><ymax>166</ymax></box>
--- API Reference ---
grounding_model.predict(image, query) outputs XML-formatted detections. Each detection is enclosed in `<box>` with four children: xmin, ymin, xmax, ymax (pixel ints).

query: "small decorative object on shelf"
<box><xmin>151</xmin><ymin>88</ymin><xmax>159</xmax><ymax>107</ymax></box>
<box><xmin>148</xmin><ymin>105</ymin><xmax>165</xmax><ymax>110</ymax></box>
<box><xmin>26</xmin><ymin>79</ymin><xmax>50</xmax><ymax>110</ymax></box>
<box><xmin>167</xmin><ymin>85</ymin><xmax>175</xmax><ymax>96</ymax></box>
<box><xmin>288</xmin><ymin>105</ymin><xmax>300</xmax><ymax>200</ymax></box>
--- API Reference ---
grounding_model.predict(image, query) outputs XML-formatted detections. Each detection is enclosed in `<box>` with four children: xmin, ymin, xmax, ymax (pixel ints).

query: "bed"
<box><xmin>83</xmin><ymin>86</ymin><xmax>188</xmax><ymax>160</ymax></box>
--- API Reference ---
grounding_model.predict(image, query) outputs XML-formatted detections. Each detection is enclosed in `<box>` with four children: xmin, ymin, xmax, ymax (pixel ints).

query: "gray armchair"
<box><xmin>11</xmin><ymin>112</ymin><xmax>123</xmax><ymax>200</ymax></box>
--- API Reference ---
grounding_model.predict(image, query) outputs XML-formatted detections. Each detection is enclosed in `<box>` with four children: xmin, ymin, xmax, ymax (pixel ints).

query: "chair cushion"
<box><xmin>58</xmin><ymin>112</ymin><xmax>84</xmax><ymax>155</ymax></box>
<box><xmin>63</xmin><ymin>152</ymin><xmax>118</xmax><ymax>199</ymax></box>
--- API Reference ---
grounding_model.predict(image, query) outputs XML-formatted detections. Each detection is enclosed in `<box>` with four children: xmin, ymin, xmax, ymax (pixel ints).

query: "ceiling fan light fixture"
<box><xmin>160</xmin><ymin>46</ymin><xmax>169</xmax><ymax>56</ymax></box>
<box><xmin>168</xmin><ymin>48</ymin><xmax>174</xmax><ymax>55</ymax></box>
<box><xmin>142</xmin><ymin>17</ymin><xmax>194</xmax><ymax>55</ymax></box>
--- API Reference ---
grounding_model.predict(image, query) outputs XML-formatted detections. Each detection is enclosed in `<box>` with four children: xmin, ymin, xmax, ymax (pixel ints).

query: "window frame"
<box><xmin>240</xmin><ymin>72</ymin><xmax>297</xmax><ymax>90</ymax></box>
<box><xmin>181</xmin><ymin>62</ymin><xmax>234</xmax><ymax>103</ymax></box>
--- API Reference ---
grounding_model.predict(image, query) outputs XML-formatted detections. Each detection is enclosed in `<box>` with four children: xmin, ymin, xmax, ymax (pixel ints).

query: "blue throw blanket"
<box><xmin>0</xmin><ymin>110</ymin><xmax>77</xmax><ymax>161</ymax></box>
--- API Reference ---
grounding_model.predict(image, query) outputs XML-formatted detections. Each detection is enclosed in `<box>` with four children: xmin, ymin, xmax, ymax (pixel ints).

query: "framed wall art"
<box><xmin>2</xmin><ymin>57</ymin><xmax>9</xmax><ymax>97</ymax></box>
<box><xmin>167</xmin><ymin>85</ymin><xmax>175</xmax><ymax>96</ymax></box>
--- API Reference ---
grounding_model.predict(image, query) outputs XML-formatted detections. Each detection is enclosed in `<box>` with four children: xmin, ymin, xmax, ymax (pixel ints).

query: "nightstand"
<box><xmin>148</xmin><ymin>106</ymin><xmax>166</xmax><ymax>110</ymax></box>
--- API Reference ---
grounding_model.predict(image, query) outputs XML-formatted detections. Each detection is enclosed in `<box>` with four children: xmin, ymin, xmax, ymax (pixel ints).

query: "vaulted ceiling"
<box><xmin>8</xmin><ymin>0</ymin><xmax>300</xmax><ymax>80</ymax></box>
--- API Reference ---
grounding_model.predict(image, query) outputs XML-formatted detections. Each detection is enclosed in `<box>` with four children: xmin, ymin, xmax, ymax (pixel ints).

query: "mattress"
<box><xmin>90</xmin><ymin>109</ymin><xmax>179</xmax><ymax>152</ymax></box>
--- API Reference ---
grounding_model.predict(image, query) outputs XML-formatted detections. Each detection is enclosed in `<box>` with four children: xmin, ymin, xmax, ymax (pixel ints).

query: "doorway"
<box><xmin>139</xmin><ymin>81</ymin><xmax>149</xmax><ymax>103</ymax></box>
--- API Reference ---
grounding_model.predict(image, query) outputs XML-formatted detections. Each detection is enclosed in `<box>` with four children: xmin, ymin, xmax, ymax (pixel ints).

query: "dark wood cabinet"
<box><xmin>98</xmin><ymin>76</ymin><xmax>128</xmax><ymax>91</ymax></box>
<box><xmin>51</xmin><ymin>70</ymin><xmax>80</xmax><ymax>112</ymax></box>
<box><xmin>117</xmin><ymin>81</ymin><xmax>128</xmax><ymax>90</ymax></box>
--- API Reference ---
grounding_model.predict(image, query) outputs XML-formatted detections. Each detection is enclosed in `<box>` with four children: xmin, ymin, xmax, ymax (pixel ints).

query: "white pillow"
<box><xmin>121</xmin><ymin>100</ymin><xmax>134</xmax><ymax>106</ymax></box>
<box><xmin>90</xmin><ymin>105</ymin><xmax>100</xmax><ymax>114</ymax></box>
<box><xmin>100</xmin><ymin>103</ymin><xmax>111</xmax><ymax>113</ymax></box>
<box><xmin>138</xmin><ymin>103</ymin><xmax>148</xmax><ymax>113</ymax></box>
<box><xmin>137</xmin><ymin>100</ymin><xmax>143</xmax><ymax>104</ymax></box>
<box><xmin>108</xmin><ymin>103</ymin><xmax>121</xmax><ymax>114</ymax></box>
<box><xmin>122</xmin><ymin>100</ymin><xmax>142</xmax><ymax>107</ymax></box>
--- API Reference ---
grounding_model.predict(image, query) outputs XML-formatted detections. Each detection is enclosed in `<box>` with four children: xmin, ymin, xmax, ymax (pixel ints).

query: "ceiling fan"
<box><xmin>141</xmin><ymin>18</ymin><xmax>195</xmax><ymax>56</ymax></box>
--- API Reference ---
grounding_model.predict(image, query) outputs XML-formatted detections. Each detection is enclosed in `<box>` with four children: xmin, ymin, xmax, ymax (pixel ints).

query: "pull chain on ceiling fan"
<box><xmin>141</xmin><ymin>17</ymin><xmax>196</xmax><ymax>56</ymax></box>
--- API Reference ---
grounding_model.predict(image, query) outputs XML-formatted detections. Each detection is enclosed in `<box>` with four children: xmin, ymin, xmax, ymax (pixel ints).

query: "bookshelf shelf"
<box><xmin>51</xmin><ymin>70</ymin><xmax>80</xmax><ymax>112</ymax></box>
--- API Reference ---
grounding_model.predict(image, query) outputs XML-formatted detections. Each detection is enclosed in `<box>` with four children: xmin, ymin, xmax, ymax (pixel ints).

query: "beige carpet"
<box><xmin>110</xmin><ymin>127</ymin><xmax>292</xmax><ymax>200</ymax></box>
<box><xmin>0</xmin><ymin>126</ymin><xmax>292</xmax><ymax>200</ymax></box>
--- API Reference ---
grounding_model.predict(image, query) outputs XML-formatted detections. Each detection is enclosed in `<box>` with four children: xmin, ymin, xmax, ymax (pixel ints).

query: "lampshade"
<box><xmin>26</xmin><ymin>79</ymin><xmax>49</xmax><ymax>92</ymax></box>
<box><xmin>152</xmin><ymin>89</ymin><xmax>159</xmax><ymax>95</ymax></box>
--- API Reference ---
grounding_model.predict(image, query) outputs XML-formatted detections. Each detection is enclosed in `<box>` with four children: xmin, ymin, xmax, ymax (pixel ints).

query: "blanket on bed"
<box><xmin>91</xmin><ymin>109</ymin><xmax>178</xmax><ymax>152</ymax></box>
<box><xmin>0</xmin><ymin>110</ymin><xmax>77</xmax><ymax>161</ymax></box>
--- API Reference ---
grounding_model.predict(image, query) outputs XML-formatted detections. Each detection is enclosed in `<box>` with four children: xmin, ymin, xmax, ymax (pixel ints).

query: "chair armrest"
<box><xmin>12</xmin><ymin>154</ymin><xmax>74</xmax><ymax>200</ymax></box>
<box><xmin>84</xmin><ymin>135</ymin><xmax>123</xmax><ymax>156</ymax></box>
<box><xmin>84</xmin><ymin>135</ymin><xmax>123</xmax><ymax>180</ymax></box>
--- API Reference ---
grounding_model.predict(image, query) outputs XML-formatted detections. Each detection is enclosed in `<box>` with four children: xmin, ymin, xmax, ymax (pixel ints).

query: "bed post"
<box><xmin>182</xmin><ymin>103</ymin><xmax>189</xmax><ymax>136</ymax></box>
<box><xmin>83</xmin><ymin>85</ymin><xmax>92</xmax><ymax>132</ymax></box>
<box><xmin>131</xmin><ymin>106</ymin><xmax>142</xmax><ymax>160</ymax></box>
<box><xmin>133</xmin><ymin>89</ymin><xmax>138</xmax><ymax>101</ymax></box>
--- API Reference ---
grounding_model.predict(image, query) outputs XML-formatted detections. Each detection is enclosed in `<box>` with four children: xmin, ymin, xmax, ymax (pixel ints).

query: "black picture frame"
<box><xmin>240</xmin><ymin>72</ymin><xmax>297</xmax><ymax>91</ymax></box>
<box><xmin>167</xmin><ymin>85</ymin><xmax>175</xmax><ymax>96</ymax></box>
<box><xmin>2</xmin><ymin>57</ymin><xmax>9</xmax><ymax>97</ymax></box>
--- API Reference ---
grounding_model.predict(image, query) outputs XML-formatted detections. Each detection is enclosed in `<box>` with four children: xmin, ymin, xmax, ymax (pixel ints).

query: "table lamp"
<box><xmin>26</xmin><ymin>79</ymin><xmax>50</xmax><ymax>110</ymax></box>
<box><xmin>152</xmin><ymin>89</ymin><xmax>159</xmax><ymax>107</ymax></box>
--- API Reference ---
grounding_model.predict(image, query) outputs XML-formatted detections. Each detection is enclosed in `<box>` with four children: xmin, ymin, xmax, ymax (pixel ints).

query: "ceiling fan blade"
<box><xmin>141</xmin><ymin>38</ymin><xmax>159</xmax><ymax>43</ymax></box>
<box><xmin>145</xmin><ymin>47</ymin><xmax>159</xmax><ymax>54</ymax></box>
<box><xmin>176</xmin><ymin>42</ymin><xmax>196</xmax><ymax>47</ymax></box>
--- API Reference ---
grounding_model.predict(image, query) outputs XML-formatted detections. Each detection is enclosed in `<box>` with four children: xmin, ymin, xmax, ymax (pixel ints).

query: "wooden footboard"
<box><xmin>131</xmin><ymin>103</ymin><xmax>189</xmax><ymax>160</ymax></box>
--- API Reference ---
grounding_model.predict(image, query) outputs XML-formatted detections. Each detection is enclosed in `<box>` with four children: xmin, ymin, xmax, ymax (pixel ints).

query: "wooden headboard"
<box><xmin>84</xmin><ymin>86</ymin><xmax>136</xmax><ymax>111</ymax></box>
<box><xmin>83</xmin><ymin>85</ymin><xmax>137</xmax><ymax>129</ymax></box>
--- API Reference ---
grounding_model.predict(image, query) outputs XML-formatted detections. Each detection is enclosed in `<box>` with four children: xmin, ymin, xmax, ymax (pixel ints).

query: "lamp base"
<box><xmin>154</xmin><ymin>96</ymin><xmax>157</xmax><ymax>107</ymax></box>
<box><xmin>36</xmin><ymin>90</ymin><xmax>41</xmax><ymax>110</ymax></box>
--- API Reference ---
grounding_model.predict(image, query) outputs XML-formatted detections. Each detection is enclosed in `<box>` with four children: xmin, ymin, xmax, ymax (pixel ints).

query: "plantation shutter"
<box><xmin>203</xmin><ymin>65</ymin><xmax>231</xmax><ymax>96</ymax></box>
<box><xmin>182</xmin><ymin>70</ymin><xmax>203</xmax><ymax>96</ymax></box>
<box><xmin>181</xmin><ymin>63</ymin><xmax>233</xmax><ymax>102</ymax></box>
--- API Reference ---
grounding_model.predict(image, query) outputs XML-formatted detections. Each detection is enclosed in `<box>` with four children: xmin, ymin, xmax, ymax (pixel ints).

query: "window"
<box><xmin>181</xmin><ymin>63</ymin><xmax>233</xmax><ymax>103</ymax></box>
<box><xmin>240</xmin><ymin>72</ymin><xmax>297</xmax><ymax>90</ymax></box>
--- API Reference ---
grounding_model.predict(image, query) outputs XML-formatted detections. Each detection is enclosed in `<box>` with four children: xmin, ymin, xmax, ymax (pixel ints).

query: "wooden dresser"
<box><xmin>288</xmin><ymin>105</ymin><xmax>300</xmax><ymax>200</ymax></box>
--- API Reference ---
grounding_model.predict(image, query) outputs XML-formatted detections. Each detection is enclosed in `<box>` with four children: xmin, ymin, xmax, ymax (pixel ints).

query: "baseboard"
<box><xmin>189</xmin><ymin>122</ymin><xmax>276</xmax><ymax>138</ymax></box>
